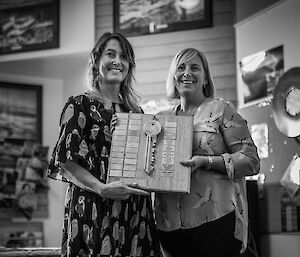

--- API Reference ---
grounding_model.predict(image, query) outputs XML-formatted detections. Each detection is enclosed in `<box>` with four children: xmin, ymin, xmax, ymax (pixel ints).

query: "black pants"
<box><xmin>159</xmin><ymin>211</ymin><xmax>242</xmax><ymax>257</ymax></box>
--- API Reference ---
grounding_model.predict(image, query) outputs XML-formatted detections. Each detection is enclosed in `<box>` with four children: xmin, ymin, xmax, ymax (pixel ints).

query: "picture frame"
<box><xmin>0</xmin><ymin>220</ymin><xmax>44</xmax><ymax>247</ymax></box>
<box><xmin>0</xmin><ymin>81</ymin><xmax>42</xmax><ymax>143</ymax></box>
<box><xmin>113</xmin><ymin>0</ymin><xmax>212</xmax><ymax>37</ymax></box>
<box><xmin>0</xmin><ymin>0</ymin><xmax>59</xmax><ymax>55</ymax></box>
<box><xmin>0</xmin><ymin>82</ymin><xmax>42</xmax><ymax>173</ymax></box>
<box><xmin>238</xmin><ymin>45</ymin><xmax>284</xmax><ymax>108</ymax></box>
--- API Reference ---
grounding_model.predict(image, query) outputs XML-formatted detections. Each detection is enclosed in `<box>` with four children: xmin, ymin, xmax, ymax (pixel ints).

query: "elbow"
<box><xmin>249</xmin><ymin>153</ymin><xmax>260</xmax><ymax>176</ymax></box>
<box><xmin>235</xmin><ymin>152</ymin><xmax>260</xmax><ymax>178</ymax></box>
<box><xmin>60</xmin><ymin>161</ymin><xmax>74</xmax><ymax>181</ymax></box>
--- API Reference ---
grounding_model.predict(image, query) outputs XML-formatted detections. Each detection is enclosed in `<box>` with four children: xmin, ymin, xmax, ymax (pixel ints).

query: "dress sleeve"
<box><xmin>47</xmin><ymin>95</ymin><xmax>90</xmax><ymax>182</ymax></box>
<box><xmin>220</xmin><ymin>102</ymin><xmax>260</xmax><ymax>179</ymax></box>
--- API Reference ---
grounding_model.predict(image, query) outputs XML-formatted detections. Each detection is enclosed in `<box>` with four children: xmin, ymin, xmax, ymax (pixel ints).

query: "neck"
<box><xmin>180</xmin><ymin>95</ymin><xmax>206</xmax><ymax>112</ymax></box>
<box><xmin>98</xmin><ymin>82</ymin><xmax>122</xmax><ymax>103</ymax></box>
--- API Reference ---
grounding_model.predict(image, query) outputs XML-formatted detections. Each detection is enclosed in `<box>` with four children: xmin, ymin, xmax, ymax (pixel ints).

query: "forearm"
<box><xmin>203</xmin><ymin>152</ymin><xmax>260</xmax><ymax>179</ymax></box>
<box><xmin>61</xmin><ymin>160</ymin><xmax>105</xmax><ymax>195</ymax></box>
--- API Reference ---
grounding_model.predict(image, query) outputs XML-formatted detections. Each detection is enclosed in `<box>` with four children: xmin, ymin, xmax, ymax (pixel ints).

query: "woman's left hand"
<box><xmin>180</xmin><ymin>156</ymin><xmax>206</xmax><ymax>173</ymax></box>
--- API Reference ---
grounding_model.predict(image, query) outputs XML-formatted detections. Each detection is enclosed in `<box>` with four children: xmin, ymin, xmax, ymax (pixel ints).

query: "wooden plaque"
<box><xmin>107</xmin><ymin>113</ymin><xmax>193</xmax><ymax>193</ymax></box>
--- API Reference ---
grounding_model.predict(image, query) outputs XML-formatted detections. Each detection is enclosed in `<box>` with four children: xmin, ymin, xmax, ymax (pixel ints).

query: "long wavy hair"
<box><xmin>166</xmin><ymin>48</ymin><xmax>215</xmax><ymax>100</ymax></box>
<box><xmin>86</xmin><ymin>32</ymin><xmax>141</xmax><ymax>113</ymax></box>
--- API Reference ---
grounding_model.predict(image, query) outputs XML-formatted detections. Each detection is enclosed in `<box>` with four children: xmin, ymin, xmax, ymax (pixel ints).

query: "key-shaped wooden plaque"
<box><xmin>107</xmin><ymin>113</ymin><xmax>193</xmax><ymax>193</ymax></box>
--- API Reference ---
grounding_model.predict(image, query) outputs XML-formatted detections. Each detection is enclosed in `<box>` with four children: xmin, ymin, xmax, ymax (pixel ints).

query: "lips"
<box><xmin>181</xmin><ymin>80</ymin><xmax>195</xmax><ymax>84</ymax></box>
<box><xmin>109</xmin><ymin>67</ymin><xmax>122</xmax><ymax>72</ymax></box>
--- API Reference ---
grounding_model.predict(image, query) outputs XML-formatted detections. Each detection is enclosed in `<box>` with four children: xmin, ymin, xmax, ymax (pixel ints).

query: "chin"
<box><xmin>106</xmin><ymin>76</ymin><xmax>124</xmax><ymax>84</ymax></box>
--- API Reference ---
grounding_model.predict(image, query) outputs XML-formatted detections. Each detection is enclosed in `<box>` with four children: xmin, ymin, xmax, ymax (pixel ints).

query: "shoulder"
<box><xmin>206</xmin><ymin>98</ymin><xmax>236</xmax><ymax>112</ymax></box>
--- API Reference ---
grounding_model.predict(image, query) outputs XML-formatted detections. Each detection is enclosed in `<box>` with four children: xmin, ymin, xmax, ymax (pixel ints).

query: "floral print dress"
<box><xmin>47</xmin><ymin>94</ymin><xmax>161</xmax><ymax>257</ymax></box>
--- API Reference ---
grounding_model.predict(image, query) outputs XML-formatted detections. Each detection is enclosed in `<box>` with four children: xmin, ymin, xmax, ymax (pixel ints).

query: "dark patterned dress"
<box><xmin>47</xmin><ymin>94</ymin><xmax>161</xmax><ymax>257</ymax></box>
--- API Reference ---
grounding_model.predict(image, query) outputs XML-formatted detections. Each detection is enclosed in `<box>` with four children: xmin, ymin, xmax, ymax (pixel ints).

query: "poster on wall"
<box><xmin>0</xmin><ymin>82</ymin><xmax>42</xmax><ymax>197</ymax></box>
<box><xmin>0</xmin><ymin>0</ymin><xmax>59</xmax><ymax>55</ymax></box>
<box><xmin>113</xmin><ymin>0</ymin><xmax>212</xmax><ymax>37</ymax></box>
<box><xmin>238</xmin><ymin>45</ymin><xmax>284</xmax><ymax>108</ymax></box>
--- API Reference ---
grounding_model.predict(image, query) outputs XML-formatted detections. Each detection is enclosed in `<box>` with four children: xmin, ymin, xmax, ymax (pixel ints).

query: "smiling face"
<box><xmin>174</xmin><ymin>54</ymin><xmax>207</xmax><ymax>98</ymax></box>
<box><xmin>98</xmin><ymin>38</ymin><xmax>129</xmax><ymax>85</ymax></box>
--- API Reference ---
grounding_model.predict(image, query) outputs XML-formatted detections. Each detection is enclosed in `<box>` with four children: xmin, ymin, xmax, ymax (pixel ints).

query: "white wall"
<box><xmin>0</xmin><ymin>0</ymin><xmax>95</xmax><ymax>62</ymax></box>
<box><xmin>0</xmin><ymin>73</ymin><xmax>65</xmax><ymax>247</ymax></box>
<box><xmin>235</xmin><ymin>0</ymin><xmax>300</xmax><ymax>109</ymax></box>
<box><xmin>235</xmin><ymin>0</ymin><xmax>300</xmax><ymax>256</ymax></box>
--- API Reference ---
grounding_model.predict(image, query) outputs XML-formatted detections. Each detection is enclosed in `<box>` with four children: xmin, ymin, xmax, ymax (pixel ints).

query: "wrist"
<box><xmin>98</xmin><ymin>183</ymin><xmax>107</xmax><ymax>197</ymax></box>
<box><xmin>206</xmin><ymin>156</ymin><xmax>213</xmax><ymax>169</ymax></box>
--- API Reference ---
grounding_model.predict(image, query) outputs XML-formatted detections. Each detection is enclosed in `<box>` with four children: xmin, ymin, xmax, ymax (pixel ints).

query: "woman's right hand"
<box><xmin>99</xmin><ymin>181</ymin><xmax>149</xmax><ymax>200</ymax></box>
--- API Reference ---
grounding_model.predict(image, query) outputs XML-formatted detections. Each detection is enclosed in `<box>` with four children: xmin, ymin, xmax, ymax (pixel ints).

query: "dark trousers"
<box><xmin>159</xmin><ymin>211</ymin><xmax>242</xmax><ymax>257</ymax></box>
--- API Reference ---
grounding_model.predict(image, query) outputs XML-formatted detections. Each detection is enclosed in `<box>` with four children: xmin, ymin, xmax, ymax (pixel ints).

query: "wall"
<box><xmin>235</xmin><ymin>0</ymin><xmax>300</xmax><ymax>256</ymax></box>
<box><xmin>95</xmin><ymin>0</ymin><xmax>237</xmax><ymax>105</ymax></box>
<box><xmin>0</xmin><ymin>73</ymin><xmax>65</xmax><ymax>247</ymax></box>
<box><xmin>0</xmin><ymin>0</ymin><xmax>95</xmax><ymax>247</ymax></box>
<box><xmin>235</xmin><ymin>0</ymin><xmax>282</xmax><ymax>22</ymax></box>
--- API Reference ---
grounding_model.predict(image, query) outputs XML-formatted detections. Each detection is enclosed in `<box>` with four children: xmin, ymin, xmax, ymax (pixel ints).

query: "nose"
<box><xmin>112</xmin><ymin>54</ymin><xmax>121</xmax><ymax>65</ymax></box>
<box><xmin>183</xmin><ymin>67</ymin><xmax>191</xmax><ymax>77</ymax></box>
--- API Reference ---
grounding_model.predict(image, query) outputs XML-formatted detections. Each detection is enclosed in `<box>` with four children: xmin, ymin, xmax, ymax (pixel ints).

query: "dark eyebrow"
<box><xmin>104</xmin><ymin>48</ymin><xmax>116</xmax><ymax>52</ymax></box>
<box><xmin>191</xmin><ymin>63</ymin><xmax>201</xmax><ymax>67</ymax></box>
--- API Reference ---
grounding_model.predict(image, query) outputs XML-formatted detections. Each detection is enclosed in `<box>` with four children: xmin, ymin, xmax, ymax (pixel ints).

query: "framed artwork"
<box><xmin>0</xmin><ymin>0</ymin><xmax>59</xmax><ymax>55</ymax></box>
<box><xmin>0</xmin><ymin>220</ymin><xmax>43</xmax><ymax>247</ymax></box>
<box><xmin>0</xmin><ymin>82</ymin><xmax>42</xmax><ymax>172</ymax></box>
<box><xmin>0</xmin><ymin>81</ymin><xmax>42</xmax><ymax>143</ymax></box>
<box><xmin>113</xmin><ymin>0</ymin><xmax>212</xmax><ymax>37</ymax></box>
<box><xmin>238</xmin><ymin>45</ymin><xmax>284</xmax><ymax>108</ymax></box>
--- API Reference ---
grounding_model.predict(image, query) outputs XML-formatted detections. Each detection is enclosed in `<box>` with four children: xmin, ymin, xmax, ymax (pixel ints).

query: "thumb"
<box><xmin>180</xmin><ymin>159</ymin><xmax>195</xmax><ymax>167</ymax></box>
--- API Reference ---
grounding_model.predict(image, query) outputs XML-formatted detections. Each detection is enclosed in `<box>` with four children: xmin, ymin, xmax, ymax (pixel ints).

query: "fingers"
<box><xmin>180</xmin><ymin>159</ymin><xmax>194</xmax><ymax>167</ymax></box>
<box><xmin>127</xmin><ymin>182</ymin><xmax>139</xmax><ymax>188</ymax></box>
<box><xmin>102</xmin><ymin>181</ymin><xmax>149</xmax><ymax>200</ymax></box>
<box><xmin>128</xmin><ymin>182</ymin><xmax>149</xmax><ymax>192</ymax></box>
<box><xmin>126</xmin><ymin>186</ymin><xmax>149</xmax><ymax>196</ymax></box>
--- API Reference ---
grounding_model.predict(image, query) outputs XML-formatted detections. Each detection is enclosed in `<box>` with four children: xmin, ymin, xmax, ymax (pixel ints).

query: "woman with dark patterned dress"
<box><xmin>47</xmin><ymin>32</ymin><xmax>162</xmax><ymax>257</ymax></box>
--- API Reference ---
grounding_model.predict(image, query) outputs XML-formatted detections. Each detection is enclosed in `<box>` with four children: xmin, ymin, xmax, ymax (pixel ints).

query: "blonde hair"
<box><xmin>166</xmin><ymin>48</ymin><xmax>215</xmax><ymax>99</ymax></box>
<box><xmin>85</xmin><ymin>32</ymin><xmax>141</xmax><ymax>113</ymax></box>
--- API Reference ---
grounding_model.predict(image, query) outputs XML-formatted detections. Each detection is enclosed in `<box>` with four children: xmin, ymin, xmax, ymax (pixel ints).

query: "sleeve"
<box><xmin>220</xmin><ymin>102</ymin><xmax>260</xmax><ymax>179</ymax></box>
<box><xmin>46</xmin><ymin>95</ymin><xmax>90</xmax><ymax>182</ymax></box>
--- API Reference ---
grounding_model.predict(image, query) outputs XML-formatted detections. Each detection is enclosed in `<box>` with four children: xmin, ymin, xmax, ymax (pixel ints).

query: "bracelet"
<box><xmin>207</xmin><ymin>156</ymin><xmax>213</xmax><ymax>169</ymax></box>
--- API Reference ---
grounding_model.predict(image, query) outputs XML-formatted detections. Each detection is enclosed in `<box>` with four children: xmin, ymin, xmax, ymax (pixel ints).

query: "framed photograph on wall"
<box><xmin>238</xmin><ymin>45</ymin><xmax>284</xmax><ymax>108</ymax></box>
<box><xmin>113</xmin><ymin>0</ymin><xmax>212</xmax><ymax>37</ymax></box>
<box><xmin>0</xmin><ymin>82</ymin><xmax>42</xmax><ymax>173</ymax></box>
<box><xmin>0</xmin><ymin>82</ymin><xmax>42</xmax><ymax>143</ymax></box>
<box><xmin>0</xmin><ymin>0</ymin><xmax>59</xmax><ymax>55</ymax></box>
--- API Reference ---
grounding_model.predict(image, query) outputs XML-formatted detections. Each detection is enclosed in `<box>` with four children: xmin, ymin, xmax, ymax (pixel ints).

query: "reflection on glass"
<box><xmin>239</xmin><ymin>45</ymin><xmax>284</xmax><ymax>106</ymax></box>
